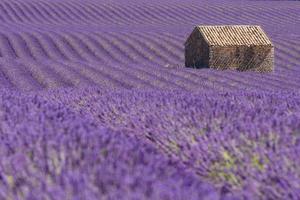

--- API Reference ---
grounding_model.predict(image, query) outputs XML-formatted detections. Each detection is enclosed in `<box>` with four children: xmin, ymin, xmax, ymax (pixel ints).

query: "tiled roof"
<box><xmin>196</xmin><ymin>25</ymin><xmax>273</xmax><ymax>46</ymax></box>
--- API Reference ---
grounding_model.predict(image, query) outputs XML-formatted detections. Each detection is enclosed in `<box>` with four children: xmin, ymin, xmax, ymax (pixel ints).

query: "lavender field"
<box><xmin>0</xmin><ymin>0</ymin><xmax>299</xmax><ymax>199</ymax></box>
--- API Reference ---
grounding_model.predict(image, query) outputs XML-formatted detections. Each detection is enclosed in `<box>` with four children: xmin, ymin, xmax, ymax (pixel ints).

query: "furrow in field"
<box><xmin>275</xmin><ymin>38</ymin><xmax>300</xmax><ymax>60</ymax></box>
<box><xmin>82</xmin><ymin>62</ymin><xmax>161</xmax><ymax>90</ymax></box>
<box><xmin>0</xmin><ymin>60</ymin><xmax>42</xmax><ymax>90</ymax></box>
<box><xmin>15</xmin><ymin>1</ymin><xmax>41</xmax><ymax>24</ymax></box>
<box><xmin>0</xmin><ymin>3</ymin><xmax>16</xmax><ymax>23</ymax></box>
<box><xmin>57</xmin><ymin>60</ymin><xmax>135</xmax><ymax>90</ymax></box>
<box><xmin>167</xmin><ymin>4</ymin><xmax>206</xmax><ymax>24</ymax></box>
<box><xmin>151</xmin><ymin>4</ymin><xmax>200</xmax><ymax>25</ymax></box>
<box><xmin>105</xmin><ymin>32</ymin><xmax>159</xmax><ymax>65</ymax></box>
<box><xmin>284</xmin><ymin>7</ymin><xmax>300</xmax><ymax>19</ymax></box>
<box><xmin>107</xmin><ymin>62</ymin><xmax>193</xmax><ymax>91</ymax></box>
<box><xmin>258</xmin><ymin>6</ymin><xmax>300</xmax><ymax>25</ymax></box>
<box><xmin>82</xmin><ymin>34</ymin><xmax>124</xmax><ymax>65</ymax></box>
<box><xmin>0</xmin><ymin>33</ymin><xmax>18</xmax><ymax>59</ymax></box>
<box><xmin>142</xmin><ymin>5</ymin><xmax>186</xmax><ymax>25</ymax></box>
<box><xmin>119</xmin><ymin>3</ymin><xmax>169</xmax><ymax>25</ymax></box>
<box><xmin>65</xmin><ymin>1</ymin><xmax>99</xmax><ymax>23</ymax></box>
<box><xmin>34</xmin><ymin>1</ymin><xmax>61</xmax><ymax>24</ymax></box>
<box><xmin>78</xmin><ymin>55</ymin><xmax>183</xmax><ymax>90</ymax></box>
<box><xmin>2</xmin><ymin>2</ymin><xmax>23</xmax><ymax>23</ymax></box>
<box><xmin>0</xmin><ymin>63</ymin><xmax>14</xmax><ymax>88</ymax></box>
<box><xmin>83</xmin><ymin>60</ymin><xmax>166</xmax><ymax>90</ymax></box>
<box><xmin>168</xmin><ymin>66</ymin><xmax>252</xmax><ymax>90</ymax></box>
<box><xmin>69</xmin><ymin>1</ymin><xmax>105</xmax><ymax>24</ymax></box>
<box><xmin>56</xmin><ymin>1</ymin><xmax>92</xmax><ymax>25</ymax></box>
<box><xmin>129</xmin><ymin>64</ymin><xmax>210</xmax><ymax>91</ymax></box>
<box><xmin>109</xmin><ymin>3</ymin><xmax>167</xmax><ymax>25</ymax></box>
<box><xmin>222</xmin><ymin>69</ymin><xmax>298</xmax><ymax>91</ymax></box>
<box><xmin>20</xmin><ymin>32</ymin><xmax>50</xmax><ymax>60</ymax></box>
<box><xmin>189</xmin><ymin>5</ymin><xmax>236</xmax><ymax>25</ymax></box>
<box><xmin>34</xmin><ymin>32</ymin><xmax>69</xmax><ymax>60</ymax></box>
<box><xmin>153</xmin><ymin>32</ymin><xmax>185</xmax><ymax>51</ymax></box>
<box><xmin>85</xmin><ymin>2</ymin><xmax>118</xmax><ymax>25</ymax></box>
<box><xmin>273</xmin><ymin>41</ymin><xmax>300</xmax><ymax>73</ymax></box>
<box><xmin>280</xmin><ymin>38</ymin><xmax>300</xmax><ymax>54</ymax></box>
<box><xmin>8</xmin><ymin>1</ymin><xmax>33</xmax><ymax>23</ymax></box>
<box><xmin>0</xmin><ymin>8</ymin><xmax>6</xmax><ymax>23</ymax></box>
<box><xmin>119</xmin><ymin>65</ymin><xmax>188</xmax><ymax>90</ymax></box>
<box><xmin>130</xmin><ymin>32</ymin><xmax>182</xmax><ymax>64</ymax></box>
<box><xmin>114</xmin><ymin>32</ymin><xmax>172</xmax><ymax>65</ymax></box>
<box><xmin>89</xmin><ymin>2</ymin><xmax>129</xmax><ymax>25</ymax></box>
<box><xmin>275</xmin><ymin>54</ymin><xmax>300</xmax><ymax>73</ymax></box>
<box><xmin>97</xmin><ymin>33</ymin><xmax>139</xmax><ymax>64</ymax></box>
<box><xmin>60</xmin><ymin>33</ymin><xmax>99</xmax><ymax>62</ymax></box>
<box><xmin>26</xmin><ymin>1</ymin><xmax>54</xmax><ymax>24</ymax></box>
<box><xmin>168</xmin><ymin>4</ymin><xmax>215</xmax><ymax>25</ymax></box>
<box><xmin>108</xmin><ymin>4</ymin><xmax>145</xmax><ymax>25</ymax></box>
<box><xmin>186</xmin><ymin>4</ymin><xmax>235</xmax><ymax>25</ymax></box>
<box><xmin>25</xmin><ymin>61</ymin><xmax>73</xmax><ymax>88</ymax></box>
<box><xmin>114</xmin><ymin>32</ymin><xmax>176</xmax><ymax>65</ymax></box>
<box><xmin>0</xmin><ymin>0</ymin><xmax>297</xmax><ymax>28</ymax></box>
<box><xmin>6</xmin><ymin>32</ymin><xmax>33</xmax><ymax>59</ymax></box>
<box><xmin>81</xmin><ymin>3</ymin><xmax>111</xmax><ymax>25</ymax></box>
<box><xmin>126</xmin><ymin>3</ymin><xmax>168</xmax><ymax>25</ymax></box>
<box><xmin>94</xmin><ymin>33</ymin><xmax>138</xmax><ymax>64</ymax></box>
<box><xmin>69</xmin><ymin>33</ymin><xmax>105</xmax><ymax>62</ymax></box>
<box><xmin>46</xmin><ymin>2</ymin><xmax>78</xmax><ymax>25</ymax></box>
<box><xmin>226</xmin><ymin>6</ymin><xmax>271</xmax><ymax>25</ymax></box>
<box><xmin>266</xmin><ymin>72</ymin><xmax>300</xmax><ymax>89</ymax></box>
<box><xmin>46</xmin><ymin>32</ymin><xmax>84</xmax><ymax>61</ymax></box>
<box><xmin>182</xmin><ymin>66</ymin><xmax>282</xmax><ymax>92</ymax></box>
<box><xmin>38</xmin><ymin>1</ymin><xmax>68</xmax><ymax>24</ymax></box>
<box><xmin>38</xmin><ymin>60</ymin><xmax>96</xmax><ymax>88</ymax></box>
<box><xmin>238</xmin><ymin>6</ymin><xmax>280</xmax><ymax>25</ymax></box>
<box><xmin>189</xmin><ymin>69</ymin><xmax>266</xmax><ymax>91</ymax></box>
<box><xmin>226</xmin><ymin>6</ymin><xmax>287</xmax><ymax>26</ymax></box>
<box><xmin>275</xmin><ymin>49</ymin><xmax>300</xmax><ymax>71</ymax></box>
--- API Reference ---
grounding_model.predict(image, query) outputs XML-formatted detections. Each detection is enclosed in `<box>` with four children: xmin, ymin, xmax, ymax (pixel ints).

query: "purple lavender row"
<box><xmin>44</xmin><ymin>87</ymin><xmax>300</xmax><ymax>199</ymax></box>
<box><xmin>0</xmin><ymin>88</ymin><xmax>224</xmax><ymax>200</ymax></box>
<box><xmin>0</xmin><ymin>0</ymin><xmax>298</xmax><ymax>29</ymax></box>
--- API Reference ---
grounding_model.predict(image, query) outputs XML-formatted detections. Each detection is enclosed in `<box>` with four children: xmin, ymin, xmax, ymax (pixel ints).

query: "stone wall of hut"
<box><xmin>209</xmin><ymin>45</ymin><xmax>274</xmax><ymax>72</ymax></box>
<box><xmin>185</xmin><ymin>31</ymin><xmax>209</xmax><ymax>68</ymax></box>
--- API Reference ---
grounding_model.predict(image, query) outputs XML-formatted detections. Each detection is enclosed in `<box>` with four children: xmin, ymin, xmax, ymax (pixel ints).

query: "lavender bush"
<box><xmin>41</xmin><ymin>87</ymin><xmax>300</xmax><ymax>199</ymax></box>
<box><xmin>0</xmin><ymin>89</ymin><xmax>221</xmax><ymax>200</ymax></box>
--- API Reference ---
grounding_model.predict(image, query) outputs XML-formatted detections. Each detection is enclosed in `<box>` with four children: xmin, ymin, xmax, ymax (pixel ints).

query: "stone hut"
<box><xmin>184</xmin><ymin>25</ymin><xmax>274</xmax><ymax>72</ymax></box>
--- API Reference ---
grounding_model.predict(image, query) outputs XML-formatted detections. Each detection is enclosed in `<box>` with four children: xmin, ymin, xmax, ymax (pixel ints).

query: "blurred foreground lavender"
<box><xmin>1</xmin><ymin>88</ymin><xmax>300</xmax><ymax>199</ymax></box>
<box><xmin>44</xmin><ymin>87</ymin><xmax>300</xmax><ymax>200</ymax></box>
<box><xmin>0</xmin><ymin>89</ymin><xmax>223</xmax><ymax>200</ymax></box>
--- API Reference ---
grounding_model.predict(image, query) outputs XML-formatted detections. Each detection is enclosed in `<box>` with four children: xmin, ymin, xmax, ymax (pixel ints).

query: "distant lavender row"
<box><xmin>0</xmin><ymin>0</ymin><xmax>298</xmax><ymax>92</ymax></box>
<box><xmin>0</xmin><ymin>57</ymin><xmax>299</xmax><ymax>92</ymax></box>
<box><xmin>43</xmin><ymin>87</ymin><xmax>300</xmax><ymax>199</ymax></box>
<box><xmin>0</xmin><ymin>0</ymin><xmax>298</xmax><ymax>31</ymax></box>
<box><xmin>0</xmin><ymin>89</ymin><xmax>223</xmax><ymax>200</ymax></box>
